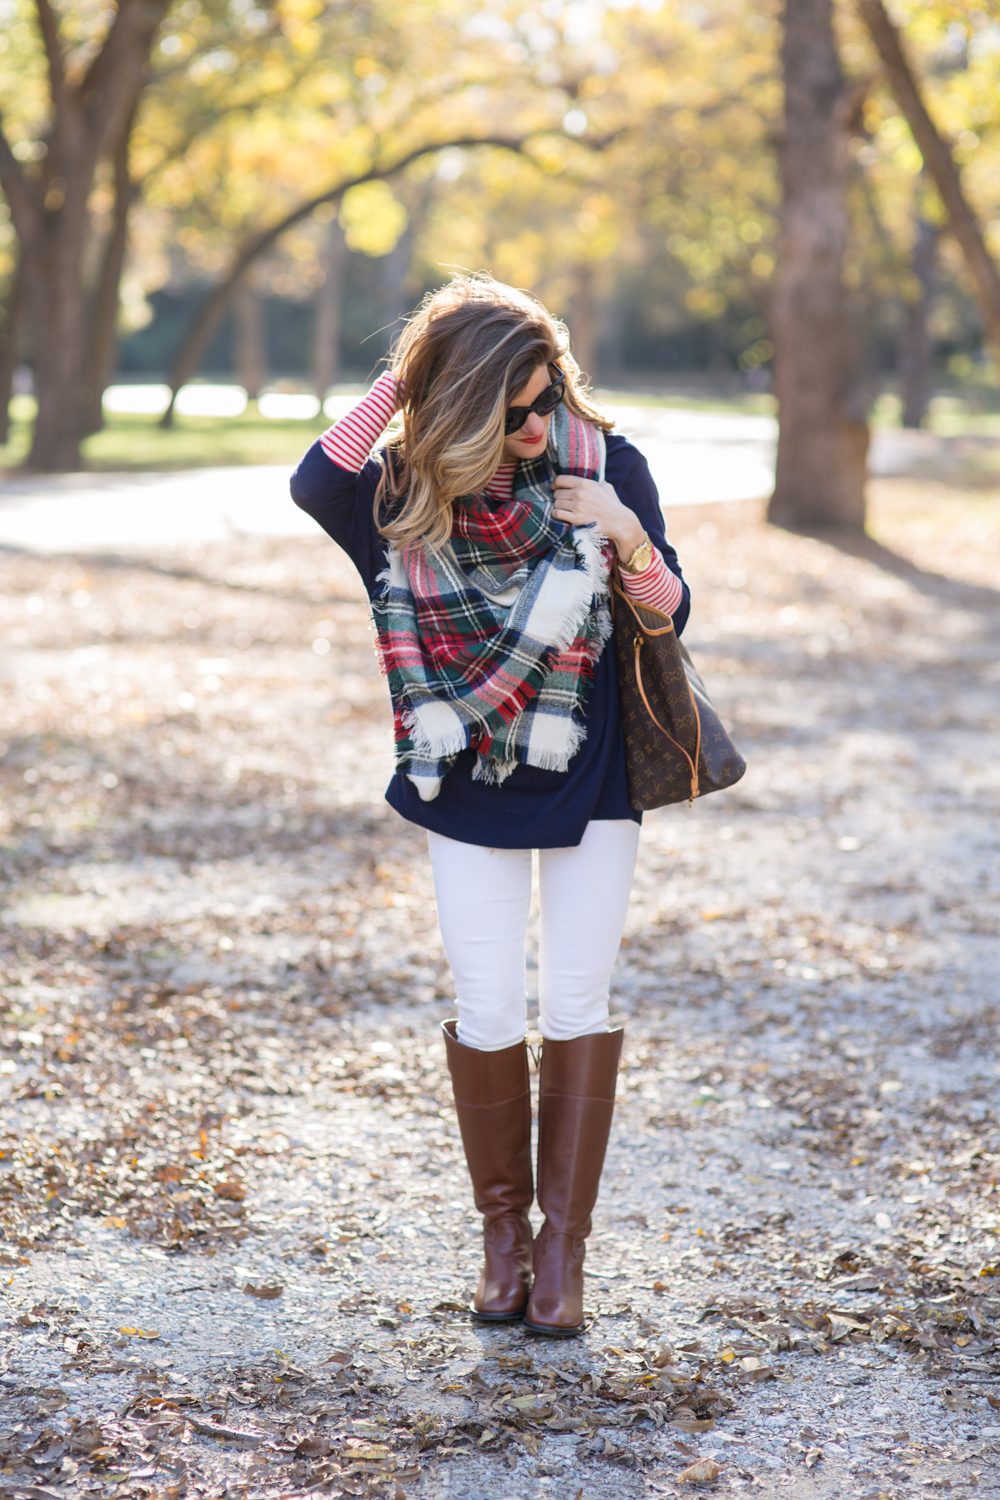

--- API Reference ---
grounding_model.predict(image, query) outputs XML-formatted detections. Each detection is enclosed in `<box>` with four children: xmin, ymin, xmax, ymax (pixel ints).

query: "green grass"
<box><xmin>593</xmin><ymin>384</ymin><xmax>778</xmax><ymax>416</ymax></box>
<box><xmin>0</xmin><ymin>398</ymin><xmax>331</xmax><ymax>473</ymax></box>
<box><xmin>3</xmin><ymin>381</ymin><xmax>1000</xmax><ymax>474</ymax></box>
<box><xmin>1</xmin><ymin>386</ymin><xmax>778</xmax><ymax>475</ymax></box>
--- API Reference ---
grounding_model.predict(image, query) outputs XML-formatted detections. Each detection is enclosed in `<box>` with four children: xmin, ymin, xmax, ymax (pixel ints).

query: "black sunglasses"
<box><xmin>504</xmin><ymin>370</ymin><xmax>565</xmax><ymax>436</ymax></box>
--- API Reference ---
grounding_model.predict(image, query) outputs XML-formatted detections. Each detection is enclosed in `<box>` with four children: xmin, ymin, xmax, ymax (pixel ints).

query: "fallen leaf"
<box><xmin>677</xmin><ymin>1457</ymin><xmax>722</xmax><ymax>1483</ymax></box>
<box><xmin>805</xmin><ymin>1447</ymin><xmax>823</xmax><ymax>1468</ymax></box>
<box><xmin>497</xmin><ymin>1355</ymin><xmax>534</xmax><ymax>1372</ymax></box>
<box><xmin>342</xmin><ymin>1442</ymin><xmax>390</xmax><ymax>1461</ymax></box>
<box><xmin>827</xmin><ymin>1314</ymin><xmax>866</xmax><ymax>1342</ymax></box>
<box><xmin>187</xmin><ymin>1419</ymin><xmax>267</xmax><ymax>1443</ymax></box>
<box><xmin>243</xmin><ymin>1282</ymin><xmax>282</xmax><ymax>1299</ymax></box>
<box><xmin>295</xmin><ymin>1436</ymin><xmax>331</xmax><ymax>1457</ymax></box>
<box><xmin>118</xmin><ymin>1326</ymin><xmax>161</xmax><ymax>1339</ymax></box>
<box><xmin>832</xmin><ymin>1273</ymin><xmax>881</xmax><ymax>1292</ymax></box>
<box><xmin>0</xmin><ymin>1487</ymin><xmax>66</xmax><ymax>1500</ymax></box>
<box><xmin>214</xmin><ymin>1180</ymin><xmax>246</xmax><ymax>1201</ymax></box>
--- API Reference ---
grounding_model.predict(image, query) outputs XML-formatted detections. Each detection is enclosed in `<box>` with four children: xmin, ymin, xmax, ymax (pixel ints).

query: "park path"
<box><xmin>0</xmin><ymin>480</ymin><xmax>999</xmax><ymax>1500</ymax></box>
<box><xmin>1</xmin><ymin>395</ymin><xmax>984</xmax><ymax>554</ymax></box>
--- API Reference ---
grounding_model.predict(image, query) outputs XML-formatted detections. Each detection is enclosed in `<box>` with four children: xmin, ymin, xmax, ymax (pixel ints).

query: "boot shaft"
<box><xmin>442</xmin><ymin>1020</ymin><xmax>533</xmax><ymax>1221</ymax></box>
<box><xmin>538</xmin><ymin>1028</ymin><xmax>623</xmax><ymax>1106</ymax></box>
<box><xmin>443</xmin><ymin>1019</ymin><xmax>530</xmax><ymax>1108</ymax></box>
<box><xmin>536</xmin><ymin>1028</ymin><xmax>623</xmax><ymax>1236</ymax></box>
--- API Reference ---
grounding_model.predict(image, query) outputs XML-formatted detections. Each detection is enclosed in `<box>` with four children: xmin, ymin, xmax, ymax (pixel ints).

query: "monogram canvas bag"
<box><xmin>611</xmin><ymin>570</ymin><xmax>746</xmax><ymax>810</ymax></box>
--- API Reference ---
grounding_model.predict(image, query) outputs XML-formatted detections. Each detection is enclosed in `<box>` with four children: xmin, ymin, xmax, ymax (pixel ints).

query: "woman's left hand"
<box><xmin>551</xmin><ymin>474</ymin><xmax>647</xmax><ymax>562</ymax></box>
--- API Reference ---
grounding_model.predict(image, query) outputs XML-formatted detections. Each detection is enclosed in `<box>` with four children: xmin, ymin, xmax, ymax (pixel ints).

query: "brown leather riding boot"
<box><xmin>524</xmin><ymin>1027</ymin><xmax>623</xmax><ymax>1337</ymax></box>
<box><xmin>442</xmin><ymin>1020</ymin><xmax>534</xmax><ymax>1321</ymax></box>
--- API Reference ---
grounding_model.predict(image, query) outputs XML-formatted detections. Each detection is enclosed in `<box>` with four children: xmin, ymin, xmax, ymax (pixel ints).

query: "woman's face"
<box><xmin>500</xmin><ymin>362</ymin><xmax>554</xmax><ymax>462</ymax></box>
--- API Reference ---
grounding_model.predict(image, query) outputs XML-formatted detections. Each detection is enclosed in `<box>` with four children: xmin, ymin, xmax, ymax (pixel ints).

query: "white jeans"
<box><xmin>427</xmin><ymin>820</ymin><xmax>640</xmax><ymax>1051</ymax></box>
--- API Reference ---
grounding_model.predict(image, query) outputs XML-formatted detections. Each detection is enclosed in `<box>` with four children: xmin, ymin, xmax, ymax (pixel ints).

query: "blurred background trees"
<box><xmin>1</xmin><ymin>0</ymin><xmax>999</xmax><ymax>525</ymax></box>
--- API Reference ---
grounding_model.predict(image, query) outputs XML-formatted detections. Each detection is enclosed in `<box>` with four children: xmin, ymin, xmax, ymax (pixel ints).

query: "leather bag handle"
<box><xmin>632</xmin><ymin>635</ymin><xmax>701</xmax><ymax>802</ymax></box>
<box><xmin>612</xmin><ymin>566</ymin><xmax>701</xmax><ymax>802</ymax></box>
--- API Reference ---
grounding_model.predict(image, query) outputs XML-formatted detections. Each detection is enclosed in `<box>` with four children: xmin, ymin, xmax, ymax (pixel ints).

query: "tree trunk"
<box><xmin>0</xmin><ymin>0</ymin><xmax>170</xmax><ymax>470</ymax></box>
<box><xmin>599</xmin><ymin>289</ymin><xmax>627</xmax><ymax>388</ymax></box>
<box><xmin>859</xmin><ymin>0</ymin><xmax>1000</xmax><ymax>356</ymax></box>
<box><xmin>311</xmin><ymin>217</ymin><xmax>346</xmax><ymax>397</ymax></box>
<box><xmin>81</xmin><ymin>118</ymin><xmax>138</xmax><ymax>437</ymax></box>
<box><xmin>381</xmin><ymin>223</ymin><xmax>413</xmax><ymax>358</ymax></box>
<box><xmin>768</xmin><ymin>0</ymin><xmax>868</xmax><ymax>533</ymax></box>
<box><xmin>233</xmin><ymin>276</ymin><xmax>268</xmax><ymax>398</ymax></box>
<box><xmin>899</xmin><ymin>213</ymin><xmax>938</xmax><ymax>428</ymax></box>
<box><xmin>568</xmin><ymin>262</ymin><xmax>599</xmax><ymax>385</ymax></box>
<box><xmin>24</xmin><ymin>219</ymin><xmax>90</xmax><ymax>471</ymax></box>
<box><xmin>0</xmin><ymin>256</ymin><xmax>26</xmax><ymax>446</ymax></box>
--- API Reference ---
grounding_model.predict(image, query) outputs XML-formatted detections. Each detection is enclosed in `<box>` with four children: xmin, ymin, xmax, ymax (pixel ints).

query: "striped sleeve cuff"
<box><xmin>319</xmin><ymin>370</ymin><xmax>400</xmax><ymax>472</ymax></box>
<box><xmin>619</xmin><ymin>549</ymin><xmax>684</xmax><ymax>617</ymax></box>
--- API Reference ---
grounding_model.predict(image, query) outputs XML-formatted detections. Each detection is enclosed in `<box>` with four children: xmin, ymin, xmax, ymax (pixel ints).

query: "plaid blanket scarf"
<box><xmin>372</xmin><ymin>404</ymin><xmax>612</xmax><ymax>801</ymax></box>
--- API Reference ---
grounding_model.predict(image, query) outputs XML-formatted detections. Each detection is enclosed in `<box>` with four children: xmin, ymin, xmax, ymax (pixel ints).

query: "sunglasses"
<box><xmin>504</xmin><ymin>369</ymin><xmax>565</xmax><ymax>436</ymax></box>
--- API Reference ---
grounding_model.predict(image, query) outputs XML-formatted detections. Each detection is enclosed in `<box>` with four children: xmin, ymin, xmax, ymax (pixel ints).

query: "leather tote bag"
<box><xmin>611</xmin><ymin>570</ymin><xmax>746</xmax><ymax>811</ymax></box>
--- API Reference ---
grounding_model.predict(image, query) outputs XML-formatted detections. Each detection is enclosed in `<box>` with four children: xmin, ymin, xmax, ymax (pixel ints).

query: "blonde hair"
<box><xmin>377</xmin><ymin>273</ymin><xmax>612</xmax><ymax>551</ymax></box>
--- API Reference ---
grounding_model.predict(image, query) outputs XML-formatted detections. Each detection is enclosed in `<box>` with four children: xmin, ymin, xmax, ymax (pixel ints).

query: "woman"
<box><xmin>291</xmin><ymin>275</ymin><xmax>689</xmax><ymax>1336</ymax></box>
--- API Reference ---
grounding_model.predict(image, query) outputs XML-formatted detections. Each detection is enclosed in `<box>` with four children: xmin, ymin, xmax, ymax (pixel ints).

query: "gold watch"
<box><xmin>621</xmin><ymin>532</ymin><xmax>654</xmax><ymax>575</ymax></box>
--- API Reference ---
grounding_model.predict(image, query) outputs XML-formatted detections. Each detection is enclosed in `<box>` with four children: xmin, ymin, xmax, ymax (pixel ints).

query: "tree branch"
<box><xmin>78</xmin><ymin>0</ymin><xmax>171</xmax><ymax>161</ymax></box>
<box><xmin>33</xmin><ymin>0</ymin><xmax>67</xmax><ymax>111</ymax></box>
<box><xmin>0</xmin><ymin>117</ymin><xmax>38</xmax><ymax>238</ymax></box>
<box><xmin>160</xmin><ymin>134</ymin><xmax>529</xmax><ymax>423</ymax></box>
<box><xmin>857</xmin><ymin>0</ymin><xmax>1000</xmax><ymax>353</ymax></box>
<box><xmin>82</xmin><ymin>106</ymin><xmax>141</xmax><ymax>434</ymax></box>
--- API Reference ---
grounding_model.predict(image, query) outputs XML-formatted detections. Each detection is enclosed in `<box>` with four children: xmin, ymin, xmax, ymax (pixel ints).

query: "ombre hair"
<box><xmin>377</xmin><ymin>273</ymin><xmax>613</xmax><ymax>551</ymax></box>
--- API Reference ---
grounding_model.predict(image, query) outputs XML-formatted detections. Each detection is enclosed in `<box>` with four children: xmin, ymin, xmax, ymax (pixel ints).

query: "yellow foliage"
<box><xmin>4</xmin><ymin>0</ymin><xmax>997</xmax><ymax>371</ymax></box>
<box><xmin>339</xmin><ymin>181</ymin><xmax>409</xmax><ymax>257</ymax></box>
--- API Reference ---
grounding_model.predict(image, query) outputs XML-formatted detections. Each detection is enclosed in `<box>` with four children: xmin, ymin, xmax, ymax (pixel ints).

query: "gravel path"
<box><xmin>1</xmin><ymin>479</ymin><xmax>998</xmax><ymax>1500</ymax></box>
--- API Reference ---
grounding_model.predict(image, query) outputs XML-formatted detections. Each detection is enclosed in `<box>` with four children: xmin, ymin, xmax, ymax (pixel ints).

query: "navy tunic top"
<box><xmin>290</xmin><ymin>432</ymin><xmax>690</xmax><ymax>849</ymax></box>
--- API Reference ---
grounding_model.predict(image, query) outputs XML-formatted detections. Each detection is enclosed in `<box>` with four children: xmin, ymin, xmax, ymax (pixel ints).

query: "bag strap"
<box><xmin>612</xmin><ymin>561</ymin><xmax>702</xmax><ymax>802</ymax></box>
<box><xmin>612</xmin><ymin>574</ymin><xmax>675</xmax><ymax>634</ymax></box>
<box><xmin>631</xmin><ymin>638</ymin><xmax>701</xmax><ymax>802</ymax></box>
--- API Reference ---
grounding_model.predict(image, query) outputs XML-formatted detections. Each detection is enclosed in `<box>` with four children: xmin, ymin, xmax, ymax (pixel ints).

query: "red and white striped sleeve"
<box><xmin>319</xmin><ymin>370</ymin><xmax>400</xmax><ymax>472</ymax></box>
<box><xmin>619</xmin><ymin>548</ymin><xmax>684</xmax><ymax>618</ymax></box>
